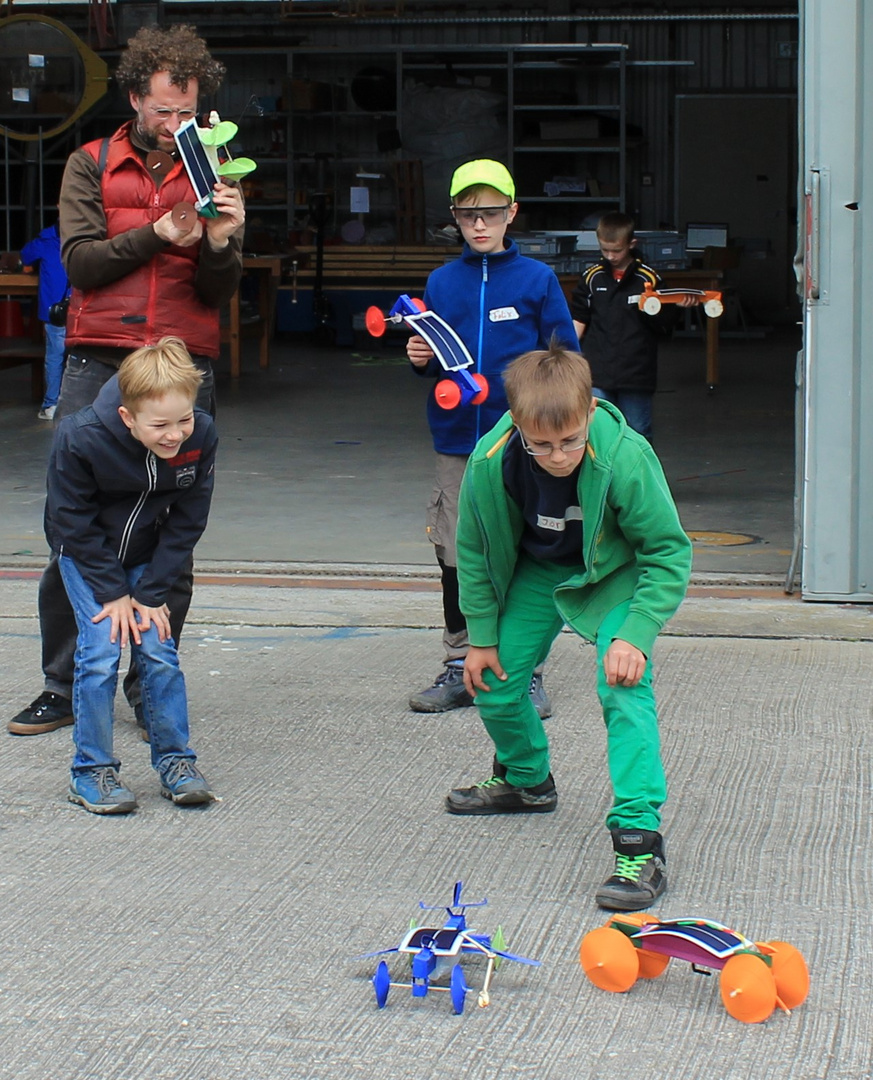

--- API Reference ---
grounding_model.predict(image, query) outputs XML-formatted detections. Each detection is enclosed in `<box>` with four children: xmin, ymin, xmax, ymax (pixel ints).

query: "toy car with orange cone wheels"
<box><xmin>365</xmin><ymin>294</ymin><xmax>489</xmax><ymax>410</ymax></box>
<box><xmin>580</xmin><ymin>913</ymin><xmax>809</xmax><ymax>1024</ymax></box>
<box><xmin>637</xmin><ymin>281</ymin><xmax>724</xmax><ymax>319</ymax></box>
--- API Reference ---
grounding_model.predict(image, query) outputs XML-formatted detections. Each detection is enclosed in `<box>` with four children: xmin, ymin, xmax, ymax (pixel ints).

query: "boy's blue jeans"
<box><xmin>592</xmin><ymin>388</ymin><xmax>654</xmax><ymax>443</ymax></box>
<box><xmin>59</xmin><ymin>556</ymin><xmax>197</xmax><ymax>778</ymax></box>
<box><xmin>473</xmin><ymin>555</ymin><xmax>666</xmax><ymax>831</ymax></box>
<box><xmin>41</xmin><ymin>322</ymin><xmax>66</xmax><ymax>410</ymax></box>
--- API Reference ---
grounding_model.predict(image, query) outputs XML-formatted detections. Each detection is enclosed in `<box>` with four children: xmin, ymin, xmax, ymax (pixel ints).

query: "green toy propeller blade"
<box><xmin>217</xmin><ymin>157</ymin><xmax>257</xmax><ymax>181</ymax></box>
<box><xmin>199</xmin><ymin>120</ymin><xmax>239</xmax><ymax>146</ymax></box>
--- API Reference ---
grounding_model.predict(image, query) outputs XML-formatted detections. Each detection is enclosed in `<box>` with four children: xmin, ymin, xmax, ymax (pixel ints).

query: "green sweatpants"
<box><xmin>473</xmin><ymin>555</ymin><xmax>666</xmax><ymax>831</ymax></box>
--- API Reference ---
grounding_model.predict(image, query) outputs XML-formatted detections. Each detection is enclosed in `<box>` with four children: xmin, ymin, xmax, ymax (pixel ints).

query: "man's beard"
<box><xmin>133</xmin><ymin>117</ymin><xmax>162</xmax><ymax>151</ymax></box>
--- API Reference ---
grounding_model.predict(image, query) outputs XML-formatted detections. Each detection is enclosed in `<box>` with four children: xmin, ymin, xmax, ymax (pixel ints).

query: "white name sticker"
<box><xmin>489</xmin><ymin>306</ymin><xmax>520</xmax><ymax>322</ymax></box>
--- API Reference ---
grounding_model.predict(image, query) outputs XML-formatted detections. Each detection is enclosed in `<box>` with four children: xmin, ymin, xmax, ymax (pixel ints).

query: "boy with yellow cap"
<box><xmin>407</xmin><ymin>159</ymin><xmax>577</xmax><ymax>717</ymax></box>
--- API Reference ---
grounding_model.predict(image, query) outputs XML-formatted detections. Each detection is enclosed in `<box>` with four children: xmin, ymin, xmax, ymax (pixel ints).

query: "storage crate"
<box><xmin>636</xmin><ymin>231</ymin><xmax>687</xmax><ymax>269</ymax></box>
<box><xmin>513</xmin><ymin>233</ymin><xmax>578</xmax><ymax>256</ymax></box>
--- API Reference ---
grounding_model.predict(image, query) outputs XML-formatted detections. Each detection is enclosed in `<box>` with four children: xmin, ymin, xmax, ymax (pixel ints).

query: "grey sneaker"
<box><xmin>529</xmin><ymin>672</ymin><xmax>552</xmax><ymax>719</ymax></box>
<box><xmin>160</xmin><ymin>758</ymin><xmax>214</xmax><ymax>806</ymax></box>
<box><xmin>409</xmin><ymin>663</ymin><xmax>474</xmax><ymax>713</ymax></box>
<box><xmin>446</xmin><ymin>772</ymin><xmax>557</xmax><ymax>815</ymax></box>
<box><xmin>68</xmin><ymin>767</ymin><xmax>138</xmax><ymax>815</ymax></box>
<box><xmin>595</xmin><ymin>829</ymin><xmax>667</xmax><ymax>911</ymax></box>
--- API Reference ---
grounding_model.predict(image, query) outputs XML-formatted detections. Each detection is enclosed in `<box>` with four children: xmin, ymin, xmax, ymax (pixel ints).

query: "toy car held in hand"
<box><xmin>637</xmin><ymin>282</ymin><xmax>723</xmax><ymax>319</ymax></box>
<box><xmin>580</xmin><ymin>913</ymin><xmax>809</xmax><ymax>1024</ymax></box>
<box><xmin>366</xmin><ymin>294</ymin><xmax>489</xmax><ymax>410</ymax></box>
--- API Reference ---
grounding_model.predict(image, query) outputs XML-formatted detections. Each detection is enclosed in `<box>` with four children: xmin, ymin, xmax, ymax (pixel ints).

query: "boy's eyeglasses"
<box><xmin>518</xmin><ymin>428</ymin><xmax>589</xmax><ymax>457</ymax></box>
<box><xmin>451</xmin><ymin>205</ymin><xmax>512</xmax><ymax>225</ymax></box>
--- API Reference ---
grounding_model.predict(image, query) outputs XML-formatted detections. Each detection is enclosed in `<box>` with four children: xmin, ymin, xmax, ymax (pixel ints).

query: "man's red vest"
<box><xmin>65</xmin><ymin>122</ymin><xmax>220</xmax><ymax>359</ymax></box>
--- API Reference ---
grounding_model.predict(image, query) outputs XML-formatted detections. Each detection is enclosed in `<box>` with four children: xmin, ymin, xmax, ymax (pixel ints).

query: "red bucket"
<box><xmin>0</xmin><ymin>300</ymin><xmax>25</xmax><ymax>337</ymax></box>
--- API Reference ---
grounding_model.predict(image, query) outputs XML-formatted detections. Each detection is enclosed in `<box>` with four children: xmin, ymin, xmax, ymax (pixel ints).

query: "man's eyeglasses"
<box><xmin>518</xmin><ymin>428</ymin><xmax>589</xmax><ymax>457</ymax></box>
<box><xmin>451</xmin><ymin>204</ymin><xmax>512</xmax><ymax>226</ymax></box>
<box><xmin>147</xmin><ymin>106</ymin><xmax>197</xmax><ymax>121</ymax></box>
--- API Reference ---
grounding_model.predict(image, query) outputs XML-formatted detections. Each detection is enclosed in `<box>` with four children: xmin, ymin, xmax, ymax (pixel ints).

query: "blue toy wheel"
<box><xmin>450</xmin><ymin>964</ymin><xmax>468</xmax><ymax>1015</ymax></box>
<box><xmin>373</xmin><ymin>960</ymin><xmax>391</xmax><ymax>1009</ymax></box>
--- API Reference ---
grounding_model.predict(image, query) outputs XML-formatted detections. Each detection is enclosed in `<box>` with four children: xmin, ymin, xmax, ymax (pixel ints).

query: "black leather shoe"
<box><xmin>445</xmin><ymin>773</ymin><xmax>557</xmax><ymax>815</ymax></box>
<box><xmin>8</xmin><ymin>692</ymin><xmax>74</xmax><ymax>735</ymax></box>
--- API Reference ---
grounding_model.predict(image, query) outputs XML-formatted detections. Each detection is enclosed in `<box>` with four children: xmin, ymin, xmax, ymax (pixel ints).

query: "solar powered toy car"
<box><xmin>637</xmin><ymin>281</ymin><xmax>724</xmax><ymax>319</ymax></box>
<box><xmin>359</xmin><ymin>881</ymin><xmax>540</xmax><ymax>1014</ymax></box>
<box><xmin>580</xmin><ymin>913</ymin><xmax>809</xmax><ymax>1024</ymax></box>
<box><xmin>366</xmin><ymin>294</ymin><xmax>489</xmax><ymax>410</ymax></box>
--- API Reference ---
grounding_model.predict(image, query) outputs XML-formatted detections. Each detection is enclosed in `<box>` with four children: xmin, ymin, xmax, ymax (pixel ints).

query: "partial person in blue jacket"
<box><xmin>45</xmin><ymin>337</ymin><xmax>217</xmax><ymax>815</ymax></box>
<box><xmin>406</xmin><ymin>159</ymin><xmax>578</xmax><ymax>718</ymax></box>
<box><xmin>20</xmin><ymin>220</ymin><xmax>69</xmax><ymax>420</ymax></box>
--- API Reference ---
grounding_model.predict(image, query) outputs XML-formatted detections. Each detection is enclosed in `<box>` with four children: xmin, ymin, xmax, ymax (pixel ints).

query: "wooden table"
<box><xmin>0</xmin><ymin>273</ymin><xmax>43</xmax><ymax>402</ymax></box>
<box><xmin>226</xmin><ymin>255</ymin><xmax>285</xmax><ymax>378</ymax></box>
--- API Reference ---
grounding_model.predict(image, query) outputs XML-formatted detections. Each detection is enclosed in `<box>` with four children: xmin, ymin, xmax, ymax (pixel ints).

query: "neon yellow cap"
<box><xmin>449</xmin><ymin>159</ymin><xmax>516</xmax><ymax>202</ymax></box>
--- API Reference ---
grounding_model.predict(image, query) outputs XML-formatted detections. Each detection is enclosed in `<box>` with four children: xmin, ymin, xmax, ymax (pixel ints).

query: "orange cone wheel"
<box><xmin>410</xmin><ymin>297</ymin><xmax>427</xmax><ymax>312</ymax></box>
<box><xmin>719</xmin><ymin>954</ymin><xmax>777</xmax><ymax>1023</ymax></box>
<box><xmin>759</xmin><ymin>942</ymin><xmax>809</xmax><ymax>1010</ymax></box>
<box><xmin>365</xmin><ymin>306</ymin><xmax>386</xmax><ymax>337</ymax></box>
<box><xmin>636</xmin><ymin>949</ymin><xmax>670</xmax><ymax>979</ymax></box>
<box><xmin>470</xmin><ymin>373</ymin><xmax>489</xmax><ymax>405</ymax></box>
<box><xmin>580</xmin><ymin>926</ymin><xmax>640</xmax><ymax>993</ymax></box>
<box><xmin>435</xmin><ymin>379</ymin><xmax>462</xmax><ymax>409</ymax></box>
<box><xmin>602</xmin><ymin>913</ymin><xmax>667</xmax><ymax>979</ymax></box>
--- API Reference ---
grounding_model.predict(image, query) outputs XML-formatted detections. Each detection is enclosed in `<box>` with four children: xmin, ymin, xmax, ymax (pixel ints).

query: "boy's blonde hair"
<box><xmin>504</xmin><ymin>341</ymin><xmax>593</xmax><ymax>431</ymax></box>
<box><xmin>596</xmin><ymin>211</ymin><xmax>635</xmax><ymax>245</ymax></box>
<box><xmin>117</xmin><ymin>337</ymin><xmax>203</xmax><ymax>412</ymax></box>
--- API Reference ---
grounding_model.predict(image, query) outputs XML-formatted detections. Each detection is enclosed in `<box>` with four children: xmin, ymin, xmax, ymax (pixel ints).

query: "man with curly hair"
<box><xmin>8</xmin><ymin>24</ymin><xmax>245</xmax><ymax>738</ymax></box>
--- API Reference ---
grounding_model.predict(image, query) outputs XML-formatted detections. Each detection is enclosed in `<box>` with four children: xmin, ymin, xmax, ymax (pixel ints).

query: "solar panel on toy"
<box><xmin>174</xmin><ymin>117</ymin><xmax>219</xmax><ymax>218</ymax></box>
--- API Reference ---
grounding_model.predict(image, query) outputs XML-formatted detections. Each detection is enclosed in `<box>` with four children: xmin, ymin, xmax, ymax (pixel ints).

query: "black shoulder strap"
<box><xmin>96</xmin><ymin>137</ymin><xmax>110</xmax><ymax>178</ymax></box>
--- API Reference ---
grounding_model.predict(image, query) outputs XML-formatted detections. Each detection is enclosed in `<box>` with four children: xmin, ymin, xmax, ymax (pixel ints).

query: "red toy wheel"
<box><xmin>758</xmin><ymin>942</ymin><xmax>809</xmax><ymax>1010</ymax></box>
<box><xmin>435</xmin><ymin>379</ymin><xmax>462</xmax><ymax>410</ymax></box>
<box><xmin>171</xmin><ymin>202</ymin><xmax>197</xmax><ymax>232</ymax></box>
<box><xmin>720</xmin><ymin>953</ymin><xmax>777</xmax><ymax>1023</ymax></box>
<box><xmin>579</xmin><ymin>926</ymin><xmax>639</xmax><ymax>993</ymax></box>
<box><xmin>365</xmin><ymin>306</ymin><xmax>386</xmax><ymax>338</ymax></box>
<box><xmin>410</xmin><ymin>297</ymin><xmax>427</xmax><ymax>312</ymax></box>
<box><xmin>470</xmin><ymin>373</ymin><xmax>489</xmax><ymax>405</ymax></box>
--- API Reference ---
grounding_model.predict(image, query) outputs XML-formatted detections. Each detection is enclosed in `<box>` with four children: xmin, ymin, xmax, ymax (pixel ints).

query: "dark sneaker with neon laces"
<box><xmin>159</xmin><ymin>758</ymin><xmax>214</xmax><ymax>806</ymax></box>
<box><xmin>446</xmin><ymin>772</ymin><xmax>558</xmax><ymax>815</ymax></box>
<box><xmin>529</xmin><ymin>672</ymin><xmax>552</xmax><ymax>720</ymax></box>
<box><xmin>8</xmin><ymin>692</ymin><xmax>74</xmax><ymax>735</ymax></box>
<box><xmin>595</xmin><ymin>829</ymin><xmax>667</xmax><ymax>911</ymax></box>
<box><xmin>409</xmin><ymin>662</ymin><xmax>474</xmax><ymax>713</ymax></box>
<box><xmin>68</xmin><ymin>767</ymin><xmax>137</xmax><ymax>814</ymax></box>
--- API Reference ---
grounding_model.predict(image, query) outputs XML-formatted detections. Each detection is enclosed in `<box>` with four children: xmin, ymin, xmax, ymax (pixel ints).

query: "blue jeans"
<box><xmin>58</xmin><ymin>556</ymin><xmax>197</xmax><ymax>778</ymax></box>
<box><xmin>593</xmin><ymin>388</ymin><xmax>654</xmax><ymax>443</ymax></box>
<box><xmin>41</xmin><ymin>322</ymin><xmax>66</xmax><ymax>409</ymax></box>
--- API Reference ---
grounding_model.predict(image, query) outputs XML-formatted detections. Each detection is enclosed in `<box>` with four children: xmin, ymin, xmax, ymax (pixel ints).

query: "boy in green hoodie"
<box><xmin>447</xmin><ymin>343</ymin><xmax>692</xmax><ymax>911</ymax></box>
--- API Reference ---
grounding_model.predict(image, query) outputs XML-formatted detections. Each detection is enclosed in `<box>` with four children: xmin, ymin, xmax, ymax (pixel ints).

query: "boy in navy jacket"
<box><xmin>45</xmin><ymin>338</ymin><xmax>217</xmax><ymax>814</ymax></box>
<box><xmin>406</xmin><ymin>159</ymin><xmax>577</xmax><ymax>717</ymax></box>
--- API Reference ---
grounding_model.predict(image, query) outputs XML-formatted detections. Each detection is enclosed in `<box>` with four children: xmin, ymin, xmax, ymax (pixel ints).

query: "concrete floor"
<box><xmin>0</xmin><ymin>325</ymin><xmax>799</xmax><ymax>580</ymax></box>
<box><xmin>4</xmin><ymin>325</ymin><xmax>873</xmax><ymax>1080</ymax></box>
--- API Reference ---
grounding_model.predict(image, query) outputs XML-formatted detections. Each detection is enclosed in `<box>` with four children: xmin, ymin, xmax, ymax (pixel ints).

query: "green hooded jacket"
<box><xmin>456</xmin><ymin>400</ymin><xmax>692</xmax><ymax>655</ymax></box>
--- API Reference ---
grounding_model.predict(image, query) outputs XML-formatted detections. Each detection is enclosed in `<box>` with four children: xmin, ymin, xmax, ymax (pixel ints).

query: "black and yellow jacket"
<box><xmin>570</xmin><ymin>257</ymin><xmax>677</xmax><ymax>392</ymax></box>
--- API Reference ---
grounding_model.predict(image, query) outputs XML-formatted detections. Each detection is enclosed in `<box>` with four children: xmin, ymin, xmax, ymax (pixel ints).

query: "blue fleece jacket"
<box><xmin>415</xmin><ymin>239</ymin><xmax>578</xmax><ymax>456</ymax></box>
<box><xmin>20</xmin><ymin>222</ymin><xmax>69</xmax><ymax>323</ymax></box>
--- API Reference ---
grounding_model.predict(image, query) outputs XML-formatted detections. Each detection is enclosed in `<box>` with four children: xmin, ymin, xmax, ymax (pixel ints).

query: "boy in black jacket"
<box><xmin>570</xmin><ymin>212</ymin><xmax>697</xmax><ymax>442</ymax></box>
<box><xmin>45</xmin><ymin>338</ymin><xmax>217</xmax><ymax>814</ymax></box>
